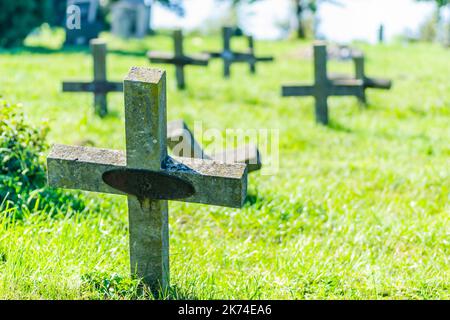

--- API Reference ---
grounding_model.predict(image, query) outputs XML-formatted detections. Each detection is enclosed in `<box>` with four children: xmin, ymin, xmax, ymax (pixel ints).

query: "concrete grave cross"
<box><xmin>62</xmin><ymin>39</ymin><xmax>123</xmax><ymax>117</ymax></box>
<box><xmin>147</xmin><ymin>30</ymin><xmax>209</xmax><ymax>89</ymax></box>
<box><xmin>167</xmin><ymin>120</ymin><xmax>262</xmax><ymax>173</ymax></box>
<box><xmin>330</xmin><ymin>52</ymin><xmax>392</xmax><ymax>104</ymax></box>
<box><xmin>209</xmin><ymin>27</ymin><xmax>274</xmax><ymax>78</ymax></box>
<box><xmin>282</xmin><ymin>41</ymin><xmax>365</xmax><ymax>125</ymax></box>
<box><xmin>48</xmin><ymin>67</ymin><xmax>248</xmax><ymax>293</ymax></box>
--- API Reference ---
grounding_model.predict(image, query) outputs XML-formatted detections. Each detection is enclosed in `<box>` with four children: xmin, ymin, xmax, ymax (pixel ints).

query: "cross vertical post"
<box><xmin>248</xmin><ymin>36</ymin><xmax>256</xmax><ymax>74</ymax></box>
<box><xmin>223</xmin><ymin>27</ymin><xmax>233</xmax><ymax>78</ymax></box>
<box><xmin>92</xmin><ymin>39</ymin><xmax>108</xmax><ymax>116</ymax></box>
<box><xmin>124</xmin><ymin>68</ymin><xmax>169</xmax><ymax>293</ymax></box>
<box><xmin>353</xmin><ymin>54</ymin><xmax>367</xmax><ymax>104</ymax></box>
<box><xmin>173</xmin><ymin>30</ymin><xmax>186</xmax><ymax>89</ymax></box>
<box><xmin>313</xmin><ymin>43</ymin><xmax>329</xmax><ymax>125</ymax></box>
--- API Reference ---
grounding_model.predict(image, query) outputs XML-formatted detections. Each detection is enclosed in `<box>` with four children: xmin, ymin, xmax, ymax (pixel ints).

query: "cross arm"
<box><xmin>255</xmin><ymin>56</ymin><xmax>274</xmax><ymax>62</ymax></box>
<box><xmin>329</xmin><ymin>79</ymin><xmax>364</xmax><ymax>96</ymax></box>
<box><xmin>47</xmin><ymin>144</ymin><xmax>247</xmax><ymax>208</ymax></box>
<box><xmin>364</xmin><ymin>77</ymin><xmax>392</xmax><ymax>90</ymax></box>
<box><xmin>206</xmin><ymin>51</ymin><xmax>223</xmax><ymax>59</ymax></box>
<box><xmin>329</xmin><ymin>74</ymin><xmax>392</xmax><ymax>90</ymax></box>
<box><xmin>211</xmin><ymin>144</ymin><xmax>261</xmax><ymax>173</ymax></box>
<box><xmin>147</xmin><ymin>51</ymin><xmax>209</xmax><ymax>66</ymax></box>
<box><xmin>62</xmin><ymin>81</ymin><xmax>123</xmax><ymax>93</ymax></box>
<box><xmin>282</xmin><ymin>84</ymin><xmax>315</xmax><ymax>97</ymax></box>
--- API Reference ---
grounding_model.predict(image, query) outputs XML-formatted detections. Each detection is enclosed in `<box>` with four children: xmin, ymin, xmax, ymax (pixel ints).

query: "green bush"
<box><xmin>0</xmin><ymin>100</ymin><xmax>87</xmax><ymax>219</ymax></box>
<box><xmin>0</xmin><ymin>0</ymin><xmax>48</xmax><ymax>47</ymax></box>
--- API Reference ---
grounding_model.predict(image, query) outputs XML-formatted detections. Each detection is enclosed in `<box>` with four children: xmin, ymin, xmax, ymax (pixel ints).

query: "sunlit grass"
<box><xmin>0</xmin><ymin>27</ymin><xmax>449</xmax><ymax>299</ymax></box>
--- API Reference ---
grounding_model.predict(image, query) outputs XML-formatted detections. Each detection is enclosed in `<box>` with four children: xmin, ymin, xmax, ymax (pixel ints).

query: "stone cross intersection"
<box><xmin>282</xmin><ymin>41</ymin><xmax>365</xmax><ymax>125</ymax></box>
<box><xmin>147</xmin><ymin>30</ymin><xmax>209</xmax><ymax>89</ymax></box>
<box><xmin>62</xmin><ymin>39</ymin><xmax>123</xmax><ymax>117</ymax></box>
<box><xmin>208</xmin><ymin>27</ymin><xmax>274</xmax><ymax>78</ymax></box>
<box><xmin>48</xmin><ymin>67</ymin><xmax>248</xmax><ymax>293</ymax></box>
<box><xmin>167</xmin><ymin>119</ymin><xmax>262</xmax><ymax>173</ymax></box>
<box><xmin>329</xmin><ymin>52</ymin><xmax>392</xmax><ymax>104</ymax></box>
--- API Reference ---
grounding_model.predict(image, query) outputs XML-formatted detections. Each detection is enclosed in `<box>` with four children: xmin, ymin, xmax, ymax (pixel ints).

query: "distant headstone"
<box><xmin>329</xmin><ymin>52</ymin><xmax>392</xmax><ymax>104</ymax></box>
<box><xmin>48</xmin><ymin>67</ymin><xmax>248</xmax><ymax>294</ymax></box>
<box><xmin>378</xmin><ymin>24</ymin><xmax>385</xmax><ymax>44</ymax></box>
<box><xmin>282</xmin><ymin>42</ymin><xmax>365</xmax><ymax>125</ymax></box>
<box><xmin>111</xmin><ymin>0</ymin><xmax>151</xmax><ymax>39</ymax></box>
<box><xmin>62</xmin><ymin>39</ymin><xmax>123</xmax><ymax>117</ymax></box>
<box><xmin>65</xmin><ymin>0</ymin><xmax>103</xmax><ymax>46</ymax></box>
<box><xmin>208</xmin><ymin>27</ymin><xmax>274</xmax><ymax>78</ymax></box>
<box><xmin>147</xmin><ymin>30</ymin><xmax>209</xmax><ymax>89</ymax></box>
<box><xmin>167</xmin><ymin>120</ymin><xmax>262</xmax><ymax>173</ymax></box>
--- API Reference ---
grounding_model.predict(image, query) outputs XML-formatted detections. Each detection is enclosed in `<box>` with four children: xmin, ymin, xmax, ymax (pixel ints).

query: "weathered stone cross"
<box><xmin>62</xmin><ymin>39</ymin><xmax>123</xmax><ymax>117</ymax></box>
<box><xmin>281</xmin><ymin>42</ymin><xmax>365</xmax><ymax>125</ymax></box>
<box><xmin>147</xmin><ymin>30</ymin><xmax>209</xmax><ymax>89</ymax></box>
<box><xmin>330</xmin><ymin>52</ymin><xmax>392</xmax><ymax>104</ymax></box>
<box><xmin>48</xmin><ymin>67</ymin><xmax>248</xmax><ymax>293</ymax></box>
<box><xmin>209</xmin><ymin>27</ymin><xmax>274</xmax><ymax>78</ymax></box>
<box><xmin>167</xmin><ymin>119</ymin><xmax>262</xmax><ymax>173</ymax></box>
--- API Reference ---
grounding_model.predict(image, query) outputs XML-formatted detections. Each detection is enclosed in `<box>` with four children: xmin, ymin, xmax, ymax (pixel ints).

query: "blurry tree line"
<box><xmin>0</xmin><ymin>0</ymin><xmax>183</xmax><ymax>47</ymax></box>
<box><xmin>0</xmin><ymin>0</ymin><xmax>448</xmax><ymax>47</ymax></box>
<box><xmin>417</xmin><ymin>0</ymin><xmax>449</xmax><ymax>44</ymax></box>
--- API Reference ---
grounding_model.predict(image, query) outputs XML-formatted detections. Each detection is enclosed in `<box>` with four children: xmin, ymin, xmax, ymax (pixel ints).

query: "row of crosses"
<box><xmin>62</xmin><ymin>38</ymin><xmax>392</xmax><ymax>125</ymax></box>
<box><xmin>147</xmin><ymin>27</ymin><xmax>274</xmax><ymax>88</ymax></box>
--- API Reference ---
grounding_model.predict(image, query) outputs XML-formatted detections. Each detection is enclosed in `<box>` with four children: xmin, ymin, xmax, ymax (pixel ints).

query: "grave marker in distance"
<box><xmin>282</xmin><ymin>42</ymin><xmax>364</xmax><ymax>125</ymax></box>
<box><xmin>62</xmin><ymin>39</ymin><xmax>123</xmax><ymax>117</ymax></box>
<box><xmin>147</xmin><ymin>30</ymin><xmax>209</xmax><ymax>89</ymax></box>
<box><xmin>208</xmin><ymin>27</ymin><xmax>274</xmax><ymax>78</ymax></box>
<box><xmin>330</xmin><ymin>52</ymin><xmax>392</xmax><ymax>104</ymax></box>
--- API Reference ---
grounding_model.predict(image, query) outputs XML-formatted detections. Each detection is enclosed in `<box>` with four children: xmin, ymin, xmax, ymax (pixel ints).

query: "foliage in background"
<box><xmin>0</xmin><ymin>0</ymin><xmax>47</xmax><ymax>47</ymax></box>
<box><xmin>417</xmin><ymin>0</ymin><xmax>450</xmax><ymax>44</ymax></box>
<box><xmin>0</xmin><ymin>100</ymin><xmax>88</xmax><ymax>219</ymax></box>
<box><xmin>292</xmin><ymin>0</ymin><xmax>343</xmax><ymax>39</ymax></box>
<box><xmin>104</xmin><ymin>0</ymin><xmax>185</xmax><ymax>31</ymax></box>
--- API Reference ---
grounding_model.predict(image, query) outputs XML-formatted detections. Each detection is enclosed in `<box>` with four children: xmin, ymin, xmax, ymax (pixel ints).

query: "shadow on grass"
<box><xmin>101</xmin><ymin>110</ymin><xmax>122</xmax><ymax>120</ymax></box>
<box><xmin>0</xmin><ymin>45</ymin><xmax>88</xmax><ymax>55</ymax></box>
<box><xmin>109</xmin><ymin>49</ymin><xmax>147</xmax><ymax>57</ymax></box>
<box><xmin>244</xmin><ymin>191</ymin><xmax>266</xmax><ymax>209</ymax></box>
<box><xmin>326</xmin><ymin>120</ymin><xmax>353</xmax><ymax>133</ymax></box>
<box><xmin>0</xmin><ymin>45</ymin><xmax>146</xmax><ymax>58</ymax></box>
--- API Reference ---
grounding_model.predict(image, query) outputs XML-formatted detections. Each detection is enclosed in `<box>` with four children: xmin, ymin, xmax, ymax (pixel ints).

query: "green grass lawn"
<box><xmin>0</xmin><ymin>27</ymin><xmax>449</xmax><ymax>299</ymax></box>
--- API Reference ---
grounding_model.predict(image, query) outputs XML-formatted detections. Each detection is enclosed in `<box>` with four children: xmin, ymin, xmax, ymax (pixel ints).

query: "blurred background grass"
<box><xmin>0</xmin><ymin>28</ymin><xmax>449</xmax><ymax>299</ymax></box>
